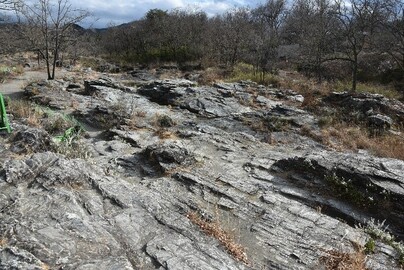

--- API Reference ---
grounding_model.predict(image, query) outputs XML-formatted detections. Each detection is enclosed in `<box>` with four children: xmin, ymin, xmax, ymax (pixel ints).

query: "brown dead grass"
<box><xmin>154</xmin><ymin>129</ymin><xmax>176</xmax><ymax>139</ymax></box>
<box><xmin>7</xmin><ymin>100</ymin><xmax>42</xmax><ymax>127</ymax></box>
<box><xmin>128</xmin><ymin>110</ymin><xmax>148</xmax><ymax>130</ymax></box>
<box><xmin>320</xmin><ymin>124</ymin><xmax>404</xmax><ymax>160</ymax></box>
<box><xmin>41</xmin><ymin>263</ymin><xmax>50</xmax><ymax>270</ymax></box>
<box><xmin>187</xmin><ymin>211</ymin><xmax>249</xmax><ymax>265</ymax></box>
<box><xmin>0</xmin><ymin>237</ymin><xmax>7</xmax><ymax>247</ymax></box>
<box><xmin>320</xmin><ymin>244</ymin><xmax>368</xmax><ymax>270</ymax></box>
<box><xmin>371</xmin><ymin>135</ymin><xmax>404</xmax><ymax>160</ymax></box>
<box><xmin>198</xmin><ymin>67</ymin><xmax>226</xmax><ymax>85</ymax></box>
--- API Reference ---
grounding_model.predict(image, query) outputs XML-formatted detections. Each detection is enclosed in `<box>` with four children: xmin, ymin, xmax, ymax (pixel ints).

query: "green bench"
<box><xmin>0</xmin><ymin>93</ymin><xmax>11</xmax><ymax>133</ymax></box>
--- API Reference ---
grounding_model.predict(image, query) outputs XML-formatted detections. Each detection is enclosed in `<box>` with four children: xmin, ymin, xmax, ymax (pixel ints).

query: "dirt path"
<box><xmin>0</xmin><ymin>69</ymin><xmax>48</xmax><ymax>100</ymax></box>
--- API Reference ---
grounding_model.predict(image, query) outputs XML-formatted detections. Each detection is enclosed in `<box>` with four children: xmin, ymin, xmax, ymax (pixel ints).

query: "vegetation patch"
<box><xmin>318</xmin><ymin>123</ymin><xmax>404</xmax><ymax>160</ymax></box>
<box><xmin>364</xmin><ymin>238</ymin><xmax>375</xmax><ymax>254</ymax></box>
<box><xmin>319</xmin><ymin>242</ymin><xmax>368</xmax><ymax>270</ymax></box>
<box><xmin>333</xmin><ymin>81</ymin><xmax>402</xmax><ymax>100</ymax></box>
<box><xmin>324</xmin><ymin>172</ymin><xmax>375</xmax><ymax>208</ymax></box>
<box><xmin>152</xmin><ymin>113</ymin><xmax>177</xmax><ymax>139</ymax></box>
<box><xmin>187</xmin><ymin>211</ymin><xmax>249</xmax><ymax>265</ymax></box>
<box><xmin>360</xmin><ymin>219</ymin><xmax>404</xmax><ymax>266</ymax></box>
<box><xmin>0</xmin><ymin>65</ymin><xmax>24</xmax><ymax>83</ymax></box>
<box><xmin>227</xmin><ymin>63</ymin><xmax>280</xmax><ymax>86</ymax></box>
<box><xmin>53</xmin><ymin>126</ymin><xmax>91</xmax><ymax>159</ymax></box>
<box><xmin>7</xmin><ymin>99</ymin><xmax>43</xmax><ymax>127</ymax></box>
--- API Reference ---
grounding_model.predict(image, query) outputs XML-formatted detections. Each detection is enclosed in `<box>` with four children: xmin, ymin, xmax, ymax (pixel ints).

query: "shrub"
<box><xmin>198</xmin><ymin>67</ymin><xmax>226</xmax><ymax>85</ymax></box>
<box><xmin>155</xmin><ymin>114</ymin><xmax>175</xmax><ymax>128</ymax></box>
<box><xmin>319</xmin><ymin>244</ymin><xmax>368</xmax><ymax>270</ymax></box>
<box><xmin>360</xmin><ymin>218</ymin><xmax>404</xmax><ymax>267</ymax></box>
<box><xmin>228</xmin><ymin>62</ymin><xmax>280</xmax><ymax>86</ymax></box>
<box><xmin>0</xmin><ymin>65</ymin><xmax>25</xmax><ymax>82</ymax></box>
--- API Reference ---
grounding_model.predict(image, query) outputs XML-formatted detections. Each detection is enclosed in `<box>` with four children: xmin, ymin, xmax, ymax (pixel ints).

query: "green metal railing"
<box><xmin>0</xmin><ymin>93</ymin><xmax>11</xmax><ymax>133</ymax></box>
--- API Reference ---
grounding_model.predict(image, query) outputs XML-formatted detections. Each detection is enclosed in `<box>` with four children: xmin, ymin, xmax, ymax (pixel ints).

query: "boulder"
<box><xmin>138</xmin><ymin>79</ymin><xmax>196</xmax><ymax>105</ymax></box>
<box><xmin>10</xmin><ymin>128</ymin><xmax>54</xmax><ymax>154</ymax></box>
<box><xmin>142</xmin><ymin>142</ymin><xmax>196</xmax><ymax>174</ymax></box>
<box><xmin>367</xmin><ymin>114</ymin><xmax>393</xmax><ymax>131</ymax></box>
<box><xmin>271</xmin><ymin>150</ymin><xmax>404</xmax><ymax>239</ymax></box>
<box><xmin>323</xmin><ymin>92</ymin><xmax>404</xmax><ymax>125</ymax></box>
<box><xmin>84</xmin><ymin>77</ymin><xmax>131</xmax><ymax>96</ymax></box>
<box><xmin>128</xmin><ymin>69</ymin><xmax>157</xmax><ymax>82</ymax></box>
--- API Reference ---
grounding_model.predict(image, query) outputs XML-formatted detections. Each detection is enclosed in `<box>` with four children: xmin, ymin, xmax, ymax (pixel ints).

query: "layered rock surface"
<box><xmin>1</xmin><ymin>70</ymin><xmax>403</xmax><ymax>269</ymax></box>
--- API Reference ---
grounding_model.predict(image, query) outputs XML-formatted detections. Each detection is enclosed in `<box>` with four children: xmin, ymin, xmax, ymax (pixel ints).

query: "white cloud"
<box><xmin>20</xmin><ymin>0</ymin><xmax>264</xmax><ymax>28</ymax></box>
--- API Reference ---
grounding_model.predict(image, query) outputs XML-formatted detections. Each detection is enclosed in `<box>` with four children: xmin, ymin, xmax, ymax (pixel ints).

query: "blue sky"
<box><xmin>78</xmin><ymin>0</ymin><xmax>263</xmax><ymax>28</ymax></box>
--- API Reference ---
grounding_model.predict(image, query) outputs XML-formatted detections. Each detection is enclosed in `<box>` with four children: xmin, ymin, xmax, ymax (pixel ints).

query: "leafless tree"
<box><xmin>382</xmin><ymin>0</ymin><xmax>404</xmax><ymax>71</ymax></box>
<box><xmin>0</xmin><ymin>0</ymin><xmax>19</xmax><ymax>10</ymax></box>
<box><xmin>16</xmin><ymin>0</ymin><xmax>89</xmax><ymax>79</ymax></box>
<box><xmin>330</xmin><ymin>0</ymin><xmax>385</xmax><ymax>91</ymax></box>
<box><xmin>285</xmin><ymin>0</ymin><xmax>338</xmax><ymax>81</ymax></box>
<box><xmin>211</xmin><ymin>8</ymin><xmax>254</xmax><ymax>66</ymax></box>
<box><xmin>252</xmin><ymin>0</ymin><xmax>288</xmax><ymax>79</ymax></box>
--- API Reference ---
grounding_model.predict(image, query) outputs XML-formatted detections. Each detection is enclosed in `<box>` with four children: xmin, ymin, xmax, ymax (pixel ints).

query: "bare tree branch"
<box><xmin>15</xmin><ymin>0</ymin><xmax>89</xmax><ymax>79</ymax></box>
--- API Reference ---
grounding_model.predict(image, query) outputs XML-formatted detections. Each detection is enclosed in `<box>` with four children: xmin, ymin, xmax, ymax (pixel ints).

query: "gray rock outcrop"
<box><xmin>2</xmin><ymin>70</ymin><xmax>403</xmax><ymax>270</ymax></box>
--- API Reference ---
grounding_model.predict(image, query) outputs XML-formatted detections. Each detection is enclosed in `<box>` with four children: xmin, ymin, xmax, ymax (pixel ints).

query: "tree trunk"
<box><xmin>351</xmin><ymin>58</ymin><xmax>358</xmax><ymax>92</ymax></box>
<box><xmin>51</xmin><ymin>51</ymin><xmax>58</xmax><ymax>80</ymax></box>
<box><xmin>46</xmin><ymin>59</ymin><xmax>52</xmax><ymax>80</ymax></box>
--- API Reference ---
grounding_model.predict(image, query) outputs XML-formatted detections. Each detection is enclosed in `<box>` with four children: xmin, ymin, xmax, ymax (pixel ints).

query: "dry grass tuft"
<box><xmin>7</xmin><ymin>100</ymin><xmax>42</xmax><ymax>127</ymax></box>
<box><xmin>320</xmin><ymin>124</ymin><xmax>404</xmax><ymax>160</ymax></box>
<box><xmin>154</xmin><ymin>129</ymin><xmax>176</xmax><ymax>139</ymax></box>
<box><xmin>187</xmin><ymin>211</ymin><xmax>249</xmax><ymax>265</ymax></box>
<box><xmin>198</xmin><ymin>67</ymin><xmax>226</xmax><ymax>85</ymax></box>
<box><xmin>0</xmin><ymin>65</ymin><xmax>24</xmax><ymax>82</ymax></box>
<box><xmin>0</xmin><ymin>237</ymin><xmax>7</xmax><ymax>247</ymax></box>
<box><xmin>320</xmin><ymin>244</ymin><xmax>368</xmax><ymax>270</ymax></box>
<box><xmin>128</xmin><ymin>110</ymin><xmax>148</xmax><ymax>130</ymax></box>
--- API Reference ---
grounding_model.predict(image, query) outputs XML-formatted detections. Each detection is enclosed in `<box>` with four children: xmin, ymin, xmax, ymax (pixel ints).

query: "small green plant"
<box><xmin>363</xmin><ymin>219</ymin><xmax>394</xmax><ymax>242</ymax></box>
<box><xmin>40</xmin><ymin>108</ymin><xmax>81</xmax><ymax>135</ymax></box>
<box><xmin>399</xmin><ymin>253</ymin><xmax>404</xmax><ymax>266</ymax></box>
<box><xmin>360</xmin><ymin>218</ymin><xmax>404</xmax><ymax>267</ymax></box>
<box><xmin>364</xmin><ymin>238</ymin><xmax>376</xmax><ymax>254</ymax></box>
<box><xmin>53</xmin><ymin>126</ymin><xmax>91</xmax><ymax>159</ymax></box>
<box><xmin>324</xmin><ymin>172</ymin><xmax>375</xmax><ymax>208</ymax></box>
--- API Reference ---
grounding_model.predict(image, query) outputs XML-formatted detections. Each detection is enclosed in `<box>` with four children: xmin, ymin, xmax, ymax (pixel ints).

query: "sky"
<box><xmin>77</xmin><ymin>0</ymin><xmax>263</xmax><ymax>28</ymax></box>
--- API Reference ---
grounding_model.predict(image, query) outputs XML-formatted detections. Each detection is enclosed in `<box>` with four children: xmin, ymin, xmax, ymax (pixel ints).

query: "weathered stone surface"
<box><xmin>0</xmin><ymin>246</ymin><xmax>46</xmax><ymax>270</ymax></box>
<box><xmin>323</xmin><ymin>92</ymin><xmax>404</xmax><ymax>125</ymax></box>
<box><xmin>2</xmin><ymin>70</ymin><xmax>403</xmax><ymax>270</ymax></box>
<box><xmin>10</xmin><ymin>128</ymin><xmax>54</xmax><ymax>154</ymax></box>
<box><xmin>24</xmin><ymin>80</ymin><xmax>71</xmax><ymax>110</ymax></box>
<box><xmin>367</xmin><ymin>113</ymin><xmax>393</xmax><ymax>131</ymax></box>
<box><xmin>84</xmin><ymin>77</ymin><xmax>132</xmax><ymax>96</ymax></box>
<box><xmin>137</xmin><ymin>79</ymin><xmax>196</xmax><ymax>105</ymax></box>
<box><xmin>271</xmin><ymin>151</ymin><xmax>404</xmax><ymax>239</ymax></box>
<box><xmin>142</xmin><ymin>142</ymin><xmax>196</xmax><ymax>174</ymax></box>
<box><xmin>128</xmin><ymin>69</ymin><xmax>157</xmax><ymax>82</ymax></box>
<box><xmin>0</xmin><ymin>152</ymin><xmax>247</xmax><ymax>269</ymax></box>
